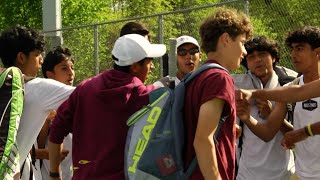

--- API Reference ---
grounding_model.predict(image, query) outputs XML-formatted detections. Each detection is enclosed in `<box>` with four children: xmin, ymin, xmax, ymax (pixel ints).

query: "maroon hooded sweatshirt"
<box><xmin>49</xmin><ymin>69</ymin><xmax>155</xmax><ymax>180</ymax></box>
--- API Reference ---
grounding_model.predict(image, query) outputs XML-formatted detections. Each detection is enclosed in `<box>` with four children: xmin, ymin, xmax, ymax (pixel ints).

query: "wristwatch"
<box><xmin>49</xmin><ymin>171</ymin><xmax>61</xmax><ymax>178</ymax></box>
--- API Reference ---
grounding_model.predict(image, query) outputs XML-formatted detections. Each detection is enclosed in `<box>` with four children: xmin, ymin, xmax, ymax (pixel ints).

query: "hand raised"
<box><xmin>281</xmin><ymin>128</ymin><xmax>307</xmax><ymax>149</ymax></box>
<box><xmin>60</xmin><ymin>149</ymin><xmax>69</xmax><ymax>162</ymax></box>
<box><xmin>255</xmin><ymin>99</ymin><xmax>272</xmax><ymax>118</ymax></box>
<box><xmin>236</xmin><ymin>97</ymin><xmax>251</xmax><ymax>122</ymax></box>
<box><xmin>235</xmin><ymin>89</ymin><xmax>253</xmax><ymax>101</ymax></box>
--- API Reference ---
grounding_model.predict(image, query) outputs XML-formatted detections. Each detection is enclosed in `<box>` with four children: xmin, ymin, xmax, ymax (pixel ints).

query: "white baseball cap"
<box><xmin>112</xmin><ymin>34</ymin><xmax>166</xmax><ymax>66</ymax></box>
<box><xmin>176</xmin><ymin>35</ymin><xmax>200</xmax><ymax>49</ymax></box>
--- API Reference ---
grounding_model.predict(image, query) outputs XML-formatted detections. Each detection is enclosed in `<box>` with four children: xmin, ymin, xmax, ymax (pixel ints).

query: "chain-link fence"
<box><xmin>248</xmin><ymin>0</ymin><xmax>320</xmax><ymax>70</ymax></box>
<box><xmin>45</xmin><ymin>0</ymin><xmax>245</xmax><ymax>84</ymax></box>
<box><xmin>44</xmin><ymin>0</ymin><xmax>320</xmax><ymax>85</ymax></box>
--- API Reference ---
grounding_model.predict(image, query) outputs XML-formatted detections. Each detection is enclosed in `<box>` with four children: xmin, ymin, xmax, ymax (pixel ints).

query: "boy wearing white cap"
<box><xmin>154</xmin><ymin>35</ymin><xmax>202</xmax><ymax>87</ymax></box>
<box><xmin>48</xmin><ymin>34</ymin><xmax>166</xmax><ymax>179</ymax></box>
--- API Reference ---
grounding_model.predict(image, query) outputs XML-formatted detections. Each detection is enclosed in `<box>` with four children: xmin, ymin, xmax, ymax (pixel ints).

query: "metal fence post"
<box><xmin>244</xmin><ymin>0</ymin><xmax>249</xmax><ymax>15</ymax></box>
<box><xmin>158</xmin><ymin>14</ymin><xmax>164</xmax><ymax>77</ymax></box>
<box><xmin>43</xmin><ymin>0</ymin><xmax>62</xmax><ymax>51</ymax></box>
<box><xmin>94</xmin><ymin>25</ymin><xmax>99</xmax><ymax>75</ymax></box>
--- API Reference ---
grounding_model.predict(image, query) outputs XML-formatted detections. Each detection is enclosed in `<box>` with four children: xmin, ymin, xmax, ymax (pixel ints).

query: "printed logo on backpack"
<box><xmin>126</xmin><ymin>89</ymin><xmax>169</xmax><ymax>174</ymax></box>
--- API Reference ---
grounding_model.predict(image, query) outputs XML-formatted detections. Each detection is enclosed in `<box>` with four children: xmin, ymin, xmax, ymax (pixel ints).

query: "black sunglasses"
<box><xmin>177</xmin><ymin>48</ymin><xmax>199</xmax><ymax>56</ymax></box>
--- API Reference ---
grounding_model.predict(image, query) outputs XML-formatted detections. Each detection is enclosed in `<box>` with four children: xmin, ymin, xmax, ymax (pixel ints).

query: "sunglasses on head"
<box><xmin>177</xmin><ymin>48</ymin><xmax>199</xmax><ymax>56</ymax></box>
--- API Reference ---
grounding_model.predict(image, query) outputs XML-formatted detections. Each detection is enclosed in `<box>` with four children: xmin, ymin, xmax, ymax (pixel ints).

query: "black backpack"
<box><xmin>274</xmin><ymin>66</ymin><xmax>297</xmax><ymax>86</ymax></box>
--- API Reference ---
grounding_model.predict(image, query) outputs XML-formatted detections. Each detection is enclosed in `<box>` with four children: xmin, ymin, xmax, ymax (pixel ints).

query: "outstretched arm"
<box><xmin>251</xmin><ymin>79</ymin><xmax>320</xmax><ymax>102</ymax></box>
<box><xmin>236</xmin><ymin>79</ymin><xmax>320</xmax><ymax>103</ymax></box>
<box><xmin>282</xmin><ymin>121</ymin><xmax>320</xmax><ymax>149</ymax></box>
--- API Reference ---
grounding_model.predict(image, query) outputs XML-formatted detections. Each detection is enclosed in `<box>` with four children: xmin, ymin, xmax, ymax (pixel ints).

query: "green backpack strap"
<box><xmin>0</xmin><ymin>67</ymin><xmax>24</xmax><ymax>179</ymax></box>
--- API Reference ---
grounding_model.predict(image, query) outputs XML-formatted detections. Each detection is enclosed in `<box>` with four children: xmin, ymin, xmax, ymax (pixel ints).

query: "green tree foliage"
<box><xmin>61</xmin><ymin>1</ymin><xmax>115</xmax><ymax>26</ymax></box>
<box><xmin>0</xmin><ymin>0</ymin><xmax>42</xmax><ymax>29</ymax></box>
<box><xmin>249</xmin><ymin>0</ymin><xmax>320</xmax><ymax>69</ymax></box>
<box><xmin>0</xmin><ymin>0</ymin><xmax>319</xmax><ymax>83</ymax></box>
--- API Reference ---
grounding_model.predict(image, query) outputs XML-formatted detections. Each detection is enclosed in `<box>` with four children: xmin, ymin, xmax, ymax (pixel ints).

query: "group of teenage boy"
<box><xmin>0</xmin><ymin>6</ymin><xmax>320</xmax><ymax>180</ymax></box>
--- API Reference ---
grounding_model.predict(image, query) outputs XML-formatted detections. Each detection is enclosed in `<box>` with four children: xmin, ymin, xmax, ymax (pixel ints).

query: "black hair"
<box><xmin>242</xmin><ymin>36</ymin><xmax>280</xmax><ymax>69</ymax></box>
<box><xmin>113</xmin><ymin>55</ymin><xmax>147</xmax><ymax>73</ymax></box>
<box><xmin>42</xmin><ymin>46</ymin><xmax>74</xmax><ymax>78</ymax></box>
<box><xmin>110</xmin><ymin>22</ymin><xmax>150</xmax><ymax>68</ymax></box>
<box><xmin>120</xmin><ymin>22</ymin><xmax>149</xmax><ymax>37</ymax></box>
<box><xmin>0</xmin><ymin>25</ymin><xmax>44</xmax><ymax>67</ymax></box>
<box><xmin>285</xmin><ymin>26</ymin><xmax>320</xmax><ymax>49</ymax></box>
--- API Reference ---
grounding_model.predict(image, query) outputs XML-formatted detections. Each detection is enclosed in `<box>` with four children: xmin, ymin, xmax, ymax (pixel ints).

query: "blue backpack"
<box><xmin>124</xmin><ymin>63</ymin><xmax>228</xmax><ymax>180</ymax></box>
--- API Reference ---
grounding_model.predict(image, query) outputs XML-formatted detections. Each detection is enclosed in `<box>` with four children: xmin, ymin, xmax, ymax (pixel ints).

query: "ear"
<box><xmin>129</xmin><ymin>62</ymin><xmax>141</xmax><ymax>74</ymax></box>
<box><xmin>220</xmin><ymin>32</ymin><xmax>230</xmax><ymax>47</ymax></box>
<box><xmin>315</xmin><ymin>47</ymin><xmax>320</xmax><ymax>58</ymax></box>
<box><xmin>46</xmin><ymin>71</ymin><xmax>55</xmax><ymax>79</ymax></box>
<box><xmin>16</xmin><ymin>52</ymin><xmax>26</xmax><ymax>65</ymax></box>
<box><xmin>199</xmin><ymin>52</ymin><xmax>203</xmax><ymax>61</ymax></box>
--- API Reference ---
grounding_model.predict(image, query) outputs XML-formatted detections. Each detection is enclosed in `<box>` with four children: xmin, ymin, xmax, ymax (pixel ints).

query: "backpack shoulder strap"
<box><xmin>184</xmin><ymin>63</ymin><xmax>228</xmax><ymax>85</ymax></box>
<box><xmin>185</xmin><ymin>63</ymin><xmax>229</xmax><ymax>142</ymax></box>
<box><xmin>183</xmin><ymin>63</ymin><xmax>229</xmax><ymax>142</ymax></box>
<box><xmin>286</xmin><ymin>77</ymin><xmax>300</xmax><ymax>124</ymax></box>
<box><xmin>184</xmin><ymin>63</ymin><xmax>229</xmax><ymax>177</ymax></box>
<box><xmin>274</xmin><ymin>66</ymin><xmax>297</xmax><ymax>86</ymax></box>
<box><xmin>0</xmin><ymin>67</ymin><xmax>24</xmax><ymax>179</ymax></box>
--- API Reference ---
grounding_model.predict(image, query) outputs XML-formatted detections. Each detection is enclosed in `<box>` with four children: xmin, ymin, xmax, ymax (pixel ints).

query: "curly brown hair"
<box><xmin>199</xmin><ymin>8</ymin><xmax>252</xmax><ymax>54</ymax></box>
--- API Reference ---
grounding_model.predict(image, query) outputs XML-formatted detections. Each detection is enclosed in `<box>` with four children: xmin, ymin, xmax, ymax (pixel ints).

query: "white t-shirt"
<box><xmin>153</xmin><ymin>76</ymin><xmax>180</xmax><ymax>87</ymax></box>
<box><xmin>233</xmin><ymin>73</ymin><xmax>295</xmax><ymax>180</ymax></box>
<box><xmin>17</xmin><ymin>78</ymin><xmax>75</xmax><ymax>172</ymax></box>
<box><xmin>41</xmin><ymin>134</ymin><xmax>73</xmax><ymax>180</ymax></box>
<box><xmin>20</xmin><ymin>153</ymin><xmax>40</xmax><ymax>180</ymax></box>
<box><xmin>293</xmin><ymin>76</ymin><xmax>320</xmax><ymax>179</ymax></box>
